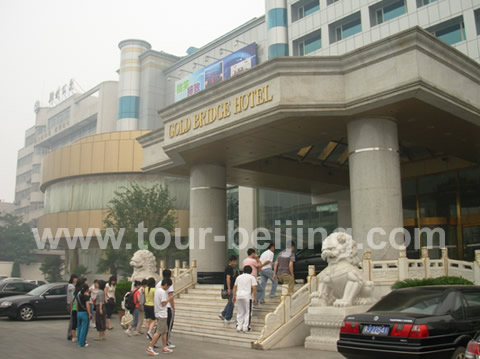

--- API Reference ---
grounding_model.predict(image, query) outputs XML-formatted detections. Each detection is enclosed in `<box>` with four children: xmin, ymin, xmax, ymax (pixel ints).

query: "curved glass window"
<box><xmin>44</xmin><ymin>174</ymin><xmax>189</xmax><ymax>214</ymax></box>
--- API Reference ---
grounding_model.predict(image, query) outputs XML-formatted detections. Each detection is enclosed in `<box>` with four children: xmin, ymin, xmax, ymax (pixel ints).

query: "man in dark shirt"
<box><xmin>219</xmin><ymin>255</ymin><xmax>238</xmax><ymax>323</ymax></box>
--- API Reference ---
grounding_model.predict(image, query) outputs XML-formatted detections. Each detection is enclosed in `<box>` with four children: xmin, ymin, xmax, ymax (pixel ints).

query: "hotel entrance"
<box><xmin>403</xmin><ymin>167</ymin><xmax>480</xmax><ymax>260</ymax></box>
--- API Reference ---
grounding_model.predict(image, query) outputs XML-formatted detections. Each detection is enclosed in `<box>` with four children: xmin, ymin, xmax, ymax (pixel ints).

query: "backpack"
<box><xmin>125</xmin><ymin>289</ymin><xmax>138</xmax><ymax>313</ymax></box>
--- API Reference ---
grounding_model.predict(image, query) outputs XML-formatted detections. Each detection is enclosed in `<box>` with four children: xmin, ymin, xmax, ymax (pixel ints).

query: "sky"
<box><xmin>0</xmin><ymin>0</ymin><xmax>265</xmax><ymax>202</ymax></box>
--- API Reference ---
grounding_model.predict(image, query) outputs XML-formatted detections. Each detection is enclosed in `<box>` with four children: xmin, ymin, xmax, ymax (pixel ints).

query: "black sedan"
<box><xmin>0</xmin><ymin>282</ymin><xmax>69</xmax><ymax>321</ymax></box>
<box><xmin>0</xmin><ymin>281</ymin><xmax>37</xmax><ymax>298</ymax></box>
<box><xmin>337</xmin><ymin>286</ymin><xmax>480</xmax><ymax>359</ymax></box>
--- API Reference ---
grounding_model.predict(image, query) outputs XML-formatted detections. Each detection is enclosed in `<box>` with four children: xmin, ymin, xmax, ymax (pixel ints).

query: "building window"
<box><xmin>475</xmin><ymin>9</ymin><xmax>480</xmax><ymax>36</ymax></box>
<box><xmin>292</xmin><ymin>0</ymin><xmax>320</xmax><ymax>22</ymax></box>
<box><xmin>370</xmin><ymin>0</ymin><xmax>407</xmax><ymax>27</ymax></box>
<box><xmin>327</xmin><ymin>0</ymin><xmax>340</xmax><ymax>5</ymax></box>
<box><xmin>329</xmin><ymin>12</ymin><xmax>362</xmax><ymax>44</ymax></box>
<box><xmin>427</xmin><ymin>16</ymin><xmax>466</xmax><ymax>45</ymax></box>
<box><xmin>294</xmin><ymin>30</ymin><xmax>322</xmax><ymax>55</ymax></box>
<box><xmin>17</xmin><ymin>154</ymin><xmax>33</xmax><ymax>168</ymax></box>
<box><xmin>48</xmin><ymin>108</ymin><xmax>70</xmax><ymax>129</ymax></box>
<box><xmin>416</xmin><ymin>0</ymin><xmax>437</xmax><ymax>8</ymax></box>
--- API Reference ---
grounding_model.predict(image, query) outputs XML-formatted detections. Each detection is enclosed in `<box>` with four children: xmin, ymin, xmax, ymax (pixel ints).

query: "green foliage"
<box><xmin>115</xmin><ymin>281</ymin><xmax>132</xmax><ymax>312</ymax></box>
<box><xmin>392</xmin><ymin>276</ymin><xmax>474</xmax><ymax>289</ymax></box>
<box><xmin>11</xmin><ymin>262</ymin><xmax>21</xmax><ymax>277</ymax></box>
<box><xmin>97</xmin><ymin>183</ymin><xmax>177</xmax><ymax>277</ymax></box>
<box><xmin>72</xmin><ymin>265</ymin><xmax>90</xmax><ymax>277</ymax></box>
<box><xmin>40</xmin><ymin>255</ymin><xmax>64</xmax><ymax>282</ymax></box>
<box><xmin>0</xmin><ymin>213</ymin><xmax>36</xmax><ymax>264</ymax></box>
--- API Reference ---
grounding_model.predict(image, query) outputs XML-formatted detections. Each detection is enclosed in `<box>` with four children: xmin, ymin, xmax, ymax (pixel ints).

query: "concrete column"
<box><xmin>238</xmin><ymin>186</ymin><xmax>257</xmax><ymax>264</ymax></box>
<box><xmin>347</xmin><ymin>117</ymin><xmax>404</xmax><ymax>261</ymax></box>
<box><xmin>190</xmin><ymin>164</ymin><xmax>227</xmax><ymax>280</ymax></box>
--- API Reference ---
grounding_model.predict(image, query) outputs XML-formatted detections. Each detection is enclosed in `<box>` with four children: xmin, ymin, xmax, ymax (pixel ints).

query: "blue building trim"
<box><xmin>268</xmin><ymin>43</ymin><xmax>289</xmax><ymax>58</ymax></box>
<box><xmin>268</xmin><ymin>8</ymin><xmax>288</xmax><ymax>29</ymax></box>
<box><xmin>118</xmin><ymin>96</ymin><xmax>140</xmax><ymax>119</ymax></box>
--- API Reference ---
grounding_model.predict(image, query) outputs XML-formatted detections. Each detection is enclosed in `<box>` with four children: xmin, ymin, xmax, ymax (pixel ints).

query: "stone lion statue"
<box><xmin>311</xmin><ymin>232</ymin><xmax>374</xmax><ymax>307</ymax></box>
<box><xmin>130</xmin><ymin>250</ymin><xmax>159</xmax><ymax>283</ymax></box>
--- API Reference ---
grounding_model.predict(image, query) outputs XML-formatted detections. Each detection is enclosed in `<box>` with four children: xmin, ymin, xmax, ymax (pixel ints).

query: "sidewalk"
<box><xmin>0</xmin><ymin>317</ymin><xmax>344</xmax><ymax>359</ymax></box>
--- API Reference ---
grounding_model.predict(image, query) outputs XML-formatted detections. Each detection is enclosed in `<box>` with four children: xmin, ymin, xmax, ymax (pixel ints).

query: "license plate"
<box><xmin>362</xmin><ymin>325</ymin><xmax>389</xmax><ymax>336</ymax></box>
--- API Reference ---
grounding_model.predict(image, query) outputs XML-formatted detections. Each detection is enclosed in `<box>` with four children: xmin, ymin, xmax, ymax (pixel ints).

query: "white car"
<box><xmin>0</xmin><ymin>277</ymin><xmax>24</xmax><ymax>282</ymax></box>
<box><xmin>25</xmin><ymin>280</ymin><xmax>48</xmax><ymax>286</ymax></box>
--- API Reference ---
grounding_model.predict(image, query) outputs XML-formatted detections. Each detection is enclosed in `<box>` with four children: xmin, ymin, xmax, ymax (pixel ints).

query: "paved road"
<box><xmin>0</xmin><ymin>316</ymin><xmax>344</xmax><ymax>358</ymax></box>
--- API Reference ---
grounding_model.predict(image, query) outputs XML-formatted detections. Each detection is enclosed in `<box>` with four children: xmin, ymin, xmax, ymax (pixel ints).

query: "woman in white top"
<box><xmin>104</xmin><ymin>276</ymin><xmax>116</xmax><ymax>330</ymax></box>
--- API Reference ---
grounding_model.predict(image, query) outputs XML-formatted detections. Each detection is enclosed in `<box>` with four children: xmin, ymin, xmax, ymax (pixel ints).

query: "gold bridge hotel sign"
<box><xmin>168</xmin><ymin>85</ymin><xmax>273</xmax><ymax>139</ymax></box>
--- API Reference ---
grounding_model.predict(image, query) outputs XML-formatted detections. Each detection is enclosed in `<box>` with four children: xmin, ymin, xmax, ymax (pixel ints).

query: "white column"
<box><xmin>189</xmin><ymin>164</ymin><xmax>227</xmax><ymax>276</ymax></box>
<box><xmin>347</xmin><ymin>117</ymin><xmax>404</xmax><ymax>261</ymax></box>
<box><xmin>238</xmin><ymin>186</ymin><xmax>257</xmax><ymax>264</ymax></box>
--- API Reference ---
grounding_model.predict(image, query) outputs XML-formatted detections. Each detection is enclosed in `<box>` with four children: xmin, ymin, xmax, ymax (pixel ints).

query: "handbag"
<box><xmin>221</xmin><ymin>289</ymin><xmax>229</xmax><ymax>299</ymax></box>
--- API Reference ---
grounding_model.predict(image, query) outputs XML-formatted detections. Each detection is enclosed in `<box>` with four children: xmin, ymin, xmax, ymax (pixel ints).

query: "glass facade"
<box><xmin>226</xmin><ymin>187</ymin><xmax>239</xmax><ymax>261</ymax></box>
<box><xmin>44</xmin><ymin>174</ymin><xmax>190</xmax><ymax>214</ymax></box>
<box><xmin>257</xmin><ymin>188</ymin><xmax>338</xmax><ymax>251</ymax></box>
<box><xmin>402</xmin><ymin>167</ymin><xmax>480</xmax><ymax>260</ymax></box>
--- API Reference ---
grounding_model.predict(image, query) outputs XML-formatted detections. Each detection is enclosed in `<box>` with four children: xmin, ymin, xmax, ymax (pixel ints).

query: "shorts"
<box><xmin>144</xmin><ymin>305</ymin><xmax>155</xmax><ymax>320</ymax></box>
<box><xmin>154</xmin><ymin>318</ymin><xmax>168</xmax><ymax>335</ymax></box>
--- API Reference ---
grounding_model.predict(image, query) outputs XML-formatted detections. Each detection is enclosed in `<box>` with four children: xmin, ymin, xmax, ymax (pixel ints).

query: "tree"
<box><xmin>97</xmin><ymin>183</ymin><xmax>177</xmax><ymax>277</ymax></box>
<box><xmin>40</xmin><ymin>255</ymin><xmax>64</xmax><ymax>282</ymax></box>
<box><xmin>0</xmin><ymin>213</ymin><xmax>36</xmax><ymax>266</ymax></box>
<box><xmin>72</xmin><ymin>264</ymin><xmax>90</xmax><ymax>277</ymax></box>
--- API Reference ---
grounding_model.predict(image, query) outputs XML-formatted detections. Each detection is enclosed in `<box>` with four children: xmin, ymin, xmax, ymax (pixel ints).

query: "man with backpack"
<box><xmin>124</xmin><ymin>281</ymin><xmax>142</xmax><ymax>336</ymax></box>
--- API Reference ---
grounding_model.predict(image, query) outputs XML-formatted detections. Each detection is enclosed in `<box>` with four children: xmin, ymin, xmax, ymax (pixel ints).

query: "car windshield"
<box><xmin>369</xmin><ymin>290</ymin><xmax>445</xmax><ymax>315</ymax></box>
<box><xmin>27</xmin><ymin>284</ymin><xmax>51</xmax><ymax>296</ymax></box>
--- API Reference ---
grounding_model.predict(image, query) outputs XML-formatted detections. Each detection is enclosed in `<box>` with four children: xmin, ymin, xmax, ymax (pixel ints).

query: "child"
<box><xmin>146</xmin><ymin>278</ymin><xmax>174</xmax><ymax>355</ymax></box>
<box><xmin>94</xmin><ymin>280</ymin><xmax>107</xmax><ymax>341</ymax></box>
<box><xmin>76</xmin><ymin>284</ymin><xmax>92</xmax><ymax>347</ymax></box>
<box><xmin>144</xmin><ymin>277</ymin><xmax>156</xmax><ymax>340</ymax></box>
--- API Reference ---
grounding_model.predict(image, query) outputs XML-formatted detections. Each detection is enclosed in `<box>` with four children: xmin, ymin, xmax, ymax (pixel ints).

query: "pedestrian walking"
<box><xmin>274</xmin><ymin>241</ymin><xmax>296</xmax><ymax>294</ymax></box>
<box><xmin>94</xmin><ymin>280</ymin><xmax>107</xmax><ymax>341</ymax></box>
<box><xmin>242</xmin><ymin>248</ymin><xmax>264</xmax><ymax>305</ymax></box>
<box><xmin>233</xmin><ymin>265</ymin><xmax>257</xmax><ymax>333</ymax></box>
<box><xmin>76</xmin><ymin>284</ymin><xmax>92</xmax><ymax>347</ymax></box>
<box><xmin>146</xmin><ymin>278</ymin><xmax>174</xmax><ymax>355</ymax></box>
<box><xmin>219</xmin><ymin>255</ymin><xmax>238</xmax><ymax>323</ymax></box>
<box><xmin>136</xmin><ymin>279</ymin><xmax>147</xmax><ymax>334</ymax></box>
<box><xmin>105</xmin><ymin>276</ymin><xmax>116</xmax><ymax>330</ymax></box>
<box><xmin>67</xmin><ymin>274</ymin><xmax>78</xmax><ymax>341</ymax></box>
<box><xmin>89</xmin><ymin>280</ymin><xmax>99</xmax><ymax>328</ymax></box>
<box><xmin>125</xmin><ymin>281</ymin><xmax>142</xmax><ymax>336</ymax></box>
<box><xmin>160</xmin><ymin>269</ymin><xmax>175</xmax><ymax>348</ymax></box>
<box><xmin>258</xmin><ymin>243</ymin><xmax>278</xmax><ymax>303</ymax></box>
<box><xmin>144</xmin><ymin>277</ymin><xmax>156</xmax><ymax>340</ymax></box>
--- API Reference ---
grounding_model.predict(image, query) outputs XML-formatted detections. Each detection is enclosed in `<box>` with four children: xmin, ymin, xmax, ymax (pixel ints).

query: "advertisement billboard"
<box><xmin>174</xmin><ymin>43</ymin><xmax>257</xmax><ymax>102</ymax></box>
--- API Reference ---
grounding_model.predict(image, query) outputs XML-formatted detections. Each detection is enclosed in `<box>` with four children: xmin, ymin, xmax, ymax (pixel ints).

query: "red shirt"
<box><xmin>133</xmin><ymin>289</ymin><xmax>141</xmax><ymax>308</ymax></box>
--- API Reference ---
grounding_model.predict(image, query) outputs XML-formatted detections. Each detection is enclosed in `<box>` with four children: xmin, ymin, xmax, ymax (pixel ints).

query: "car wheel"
<box><xmin>451</xmin><ymin>346</ymin><xmax>466</xmax><ymax>359</ymax></box>
<box><xmin>18</xmin><ymin>305</ymin><xmax>35</xmax><ymax>321</ymax></box>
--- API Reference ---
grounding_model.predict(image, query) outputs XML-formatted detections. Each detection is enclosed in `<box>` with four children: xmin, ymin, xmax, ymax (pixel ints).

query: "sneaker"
<box><xmin>72</xmin><ymin>337</ymin><xmax>77</xmax><ymax>343</ymax></box>
<box><xmin>131</xmin><ymin>330</ymin><xmax>140</xmax><ymax>336</ymax></box>
<box><xmin>269</xmin><ymin>294</ymin><xmax>278</xmax><ymax>298</ymax></box>
<box><xmin>162</xmin><ymin>348</ymin><xmax>173</xmax><ymax>353</ymax></box>
<box><xmin>259</xmin><ymin>300</ymin><xmax>266</xmax><ymax>304</ymax></box>
<box><xmin>167</xmin><ymin>344</ymin><xmax>176</xmax><ymax>349</ymax></box>
<box><xmin>125</xmin><ymin>329</ymin><xmax>132</xmax><ymax>336</ymax></box>
<box><xmin>146</xmin><ymin>347</ymin><xmax>159</xmax><ymax>356</ymax></box>
<box><xmin>224</xmin><ymin>319</ymin><xmax>232</xmax><ymax>324</ymax></box>
<box><xmin>146</xmin><ymin>331</ymin><xmax>153</xmax><ymax>340</ymax></box>
<box><xmin>218</xmin><ymin>313</ymin><xmax>225</xmax><ymax>320</ymax></box>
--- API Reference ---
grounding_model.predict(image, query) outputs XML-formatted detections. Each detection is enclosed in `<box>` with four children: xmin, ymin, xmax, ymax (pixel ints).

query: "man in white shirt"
<box><xmin>147</xmin><ymin>278</ymin><xmax>174</xmax><ymax>356</ymax></box>
<box><xmin>233</xmin><ymin>265</ymin><xmax>257</xmax><ymax>333</ymax></box>
<box><xmin>162</xmin><ymin>269</ymin><xmax>175</xmax><ymax>348</ymax></box>
<box><xmin>258</xmin><ymin>243</ymin><xmax>278</xmax><ymax>303</ymax></box>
